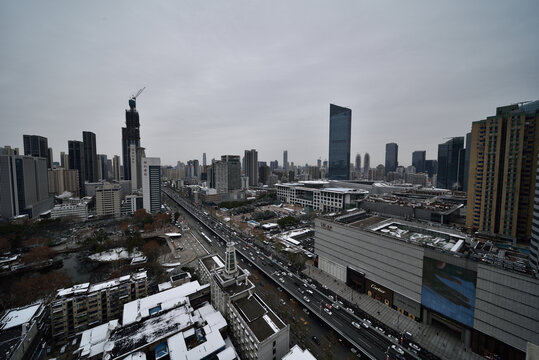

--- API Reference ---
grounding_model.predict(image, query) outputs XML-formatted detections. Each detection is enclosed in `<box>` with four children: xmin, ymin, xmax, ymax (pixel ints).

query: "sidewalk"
<box><xmin>304</xmin><ymin>265</ymin><xmax>483</xmax><ymax>360</ymax></box>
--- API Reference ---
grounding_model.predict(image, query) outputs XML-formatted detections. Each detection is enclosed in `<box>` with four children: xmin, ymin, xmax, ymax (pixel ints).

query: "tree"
<box><xmin>0</xmin><ymin>237</ymin><xmax>10</xmax><ymax>253</ymax></box>
<box><xmin>126</xmin><ymin>231</ymin><xmax>144</xmax><ymax>253</ymax></box>
<box><xmin>153</xmin><ymin>213</ymin><xmax>169</xmax><ymax>229</ymax></box>
<box><xmin>143</xmin><ymin>240</ymin><xmax>160</xmax><ymax>261</ymax></box>
<box><xmin>7</xmin><ymin>271</ymin><xmax>72</xmax><ymax>307</ymax></box>
<box><xmin>119</xmin><ymin>221</ymin><xmax>129</xmax><ymax>233</ymax></box>
<box><xmin>277</xmin><ymin>216</ymin><xmax>298</xmax><ymax>228</ymax></box>
<box><xmin>144</xmin><ymin>223</ymin><xmax>155</xmax><ymax>233</ymax></box>
<box><xmin>22</xmin><ymin>246</ymin><xmax>55</xmax><ymax>264</ymax></box>
<box><xmin>174</xmin><ymin>211</ymin><xmax>180</xmax><ymax>222</ymax></box>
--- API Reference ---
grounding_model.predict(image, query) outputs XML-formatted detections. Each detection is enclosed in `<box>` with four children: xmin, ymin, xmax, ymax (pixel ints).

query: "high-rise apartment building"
<box><xmin>466</xmin><ymin>101</ymin><xmax>539</xmax><ymax>242</ymax></box>
<box><xmin>47</xmin><ymin>148</ymin><xmax>54</xmax><ymax>169</ymax></box>
<box><xmin>283</xmin><ymin>150</ymin><xmax>288</xmax><ymax>171</ymax></box>
<box><xmin>0</xmin><ymin>155</ymin><xmax>53</xmax><ymax>219</ymax></box>
<box><xmin>363</xmin><ymin>152</ymin><xmax>370</xmax><ymax>177</ymax></box>
<box><xmin>142</xmin><ymin>157</ymin><xmax>161</xmax><ymax>213</ymax></box>
<box><xmin>122</xmin><ymin>97</ymin><xmax>141</xmax><ymax>181</ymax></box>
<box><xmin>212</xmin><ymin>155</ymin><xmax>241</xmax><ymax>193</ymax></box>
<box><xmin>385</xmin><ymin>143</ymin><xmax>398</xmax><ymax>174</ymax></box>
<box><xmin>130</xmin><ymin>145</ymin><xmax>146</xmax><ymax>191</ymax></box>
<box><xmin>328</xmin><ymin>104</ymin><xmax>352</xmax><ymax>180</ymax></box>
<box><xmin>82</xmin><ymin>131</ymin><xmax>98</xmax><ymax>183</ymax></box>
<box><xmin>68</xmin><ymin>140</ymin><xmax>86</xmax><ymax>196</ymax></box>
<box><xmin>437</xmin><ymin>137</ymin><xmax>464</xmax><ymax>190</ymax></box>
<box><xmin>48</xmin><ymin>168</ymin><xmax>80</xmax><ymax>197</ymax></box>
<box><xmin>1</xmin><ymin>146</ymin><xmax>19</xmax><ymax>155</ymax></box>
<box><xmin>97</xmin><ymin>154</ymin><xmax>108</xmax><ymax>181</ymax></box>
<box><xmin>244</xmin><ymin>149</ymin><xmax>258</xmax><ymax>187</ymax></box>
<box><xmin>412</xmin><ymin>150</ymin><xmax>426</xmax><ymax>173</ymax></box>
<box><xmin>203</xmin><ymin>152</ymin><xmax>207</xmax><ymax>167</ymax></box>
<box><xmin>463</xmin><ymin>132</ymin><xmax>471</xmax><ymax>193</ymax></box>
<box><xmin>60</xmin><ymin>151</ymin><xmax>69</xmax><ymax>169</ymax></box>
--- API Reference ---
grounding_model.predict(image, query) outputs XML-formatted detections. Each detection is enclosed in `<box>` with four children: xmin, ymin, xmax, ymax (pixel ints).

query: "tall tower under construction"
<box><xmin>122</xmin><ymin>89</ymin><xmax>144</xmax><ymax>181</ymax></box>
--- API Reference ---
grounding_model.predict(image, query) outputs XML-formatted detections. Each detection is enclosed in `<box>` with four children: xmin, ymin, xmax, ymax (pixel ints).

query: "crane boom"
<box><xmin>134</xmin><ymin>86</ymin><xmax>146</xmax><ymax>99</ymax></box>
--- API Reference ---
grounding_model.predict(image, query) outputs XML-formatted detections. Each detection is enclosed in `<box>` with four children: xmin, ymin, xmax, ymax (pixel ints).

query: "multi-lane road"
<box><xmin>163</xmin><ymin>187</ymin><xmax>432</xmax><ymax>360</ymax></box>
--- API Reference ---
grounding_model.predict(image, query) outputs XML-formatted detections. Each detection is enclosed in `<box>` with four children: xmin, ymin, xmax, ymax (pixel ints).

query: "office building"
<box><xmin>50</xmin><ymin>271</ymin><xmax>147</xmax><ymax>339</ymax></box>
<box><xmin>203</xmin><ymin>152</ymin><xmax>207</xmax><ymax>167</ymax></box>
<box><xmin>97</xmin><ymin>154</ymin><xmax>108</xmax><ymax>180</ymax></box>
<box><xmin>106</xmin><ymin>158</ymin><xmax>113</xmax><ymax>180</ymax></box>
<box><xmin>328</xmin><ymin>104</ymin><xmax>352</xmax><ymax>180</ymax></box>
<box><xmin>437</xmin><ymin>137</ymin><xmax>464</xmax><ymax>190</ymax></box>
<box><xmin>463</xmin><ymin>132</ymin><xmax>471</xmax><ymax>193</ymax></box>
<box><xmin>244</xmin><ymin>149</ymin><xmax>258</xmax><ymax>187</ymax></box>
<box><xmin>51</xmin><ymin>202</ymin><xmax>89</xmax><ymax>221</ymax></box>
<box><xmin>82</xmin><ymin>131</ymin><xmax>98</xmax><ymax>183</ymax></box>
<box><xmin>47</xmin><ymin>147</ymin><xmax>54</xmax><ymax>168</ymax></box>
<box><xmin>122</xmin><ymin>96</ymin><xmax>142</xmax><ymax>181</ymax></box>
<box><xmin>96</xmin><ymin>183</ymin><xmax>122</xmax><ymax>217</ymax></box>
<box><xmin>69</xmin><ymin>140</ymin><xmax>86</xmax><ymax>196</ymax></box>
<box><xmin>48</xmin><ymin>168</ymin><xmax>80</xmax><ymax>197</ymax></box>
<box><xmin>0</xmin><ymin>155</ymin><xmax>53</xmax><ymax>219</ymax></box>
<box><xmin>385</xmin><ymin>143</ymin><xmax>398</xmax><ymax>174</ymax></box>
<box><xmin>130</xmin><ymin>145</ymin><xmax>146</xmax><ymax>191</ymax></box>
<box><xmin>412</xmin><ymin>151</ymin><xmax>426</xmax><ymax>174</ymax></box>
<box><xmin>283</xmin><ymin>150</ymin><xmax>288</xmax><ymax>171</ymax></box>
<box><xmin>276</xmin><ymin>181</ymin><xmax>368</xmax><ymax>212</ymax></box>
<box><xmin>142</xmin><ymin>157</ymin><xmax>161</xmax><ymax>213</ymax></box>
<box><xmin>259</xmin><ymin>164</ymin><xmax>270</xmax><ymax>184</ymax></box>
<box><xmin>315</xmin><ymin>213</ymin><xmax>538</xmax><ymax>358</ymax></box>
<box><xmin>23</xmin><ymin>134</ymin><xmax>49</xmax><ymax>165</ymax></box>
<box><xmin>211</xmin><ymin>155</ymin><xmax>241</xmax><ymax>193</ymax></box>
<box><xmin>466</xmin><ymin>101</ymin><xmax>539</xmax><ymax>243</ymax></box>
<box><xmin>425</xmin><ymin>159</ymin><xmax>438</xmax><ymax>180</ymax></box>
<box><xmin>113</xmin><ymin>155</ymin><xmax>121</xmax><ymax>180</ymax></box>
<box><xmin>270</xmin><ymin>160</ymin><xmax>278</xmax><ymax>172</ymax></box>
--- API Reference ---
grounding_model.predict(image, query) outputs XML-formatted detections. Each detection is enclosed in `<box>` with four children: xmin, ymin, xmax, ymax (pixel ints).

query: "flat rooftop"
<box><xmin>232</xmin><ymin>294</ymin><xmax>286</xmax><ymax>342</ymax></box>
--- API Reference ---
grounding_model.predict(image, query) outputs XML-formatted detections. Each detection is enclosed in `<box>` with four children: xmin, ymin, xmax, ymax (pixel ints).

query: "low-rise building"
<box><xmin>50</xmin><ymin>201</ymin><xmax>89</xmax><ymax>221</ymax></box>
<box><xmin>276</xmin><ymin>181</ymin><xmax>368</xmax><ymax>212</ymax></box>
<box><xmin>50</xmin><ymin>271</ymin><xmax>147</xmax><ymax>339</ymax></box>
<box><xmin>0</xmin><ymin>302</ymin><xmax>45</xmax><ymax>360</ymax></box>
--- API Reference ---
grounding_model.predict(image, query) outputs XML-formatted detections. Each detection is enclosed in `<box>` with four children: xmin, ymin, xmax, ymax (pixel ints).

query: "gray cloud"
<box><xmin>1</xmin><ymin>1</ymin><xmax>538</xmax><ymax>167</ymax></box>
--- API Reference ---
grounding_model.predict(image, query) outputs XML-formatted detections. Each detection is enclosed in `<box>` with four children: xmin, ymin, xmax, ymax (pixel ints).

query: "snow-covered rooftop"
<box><xmin>122</xmin><ymin>281</ymin><xmax>210</xmax><ymax>325</ymax></box>
<box><xmin>56</xmin><ymin>271</ymin><xmax>146</xmax><ymax>298</ymax></box>
<box><xmin>282</xmin><ymin>345</ymin><xmax>317</xmax><ymax>360</ymax></box>
<box><xmin>77</xmin><ymin>320</ymin><xmax>119</xmax><ymax>358</ymax></box>
<box><xmin>0</xmin><ymin>303</ymin><xmax>42</xmax><ymax>330</ymax></box>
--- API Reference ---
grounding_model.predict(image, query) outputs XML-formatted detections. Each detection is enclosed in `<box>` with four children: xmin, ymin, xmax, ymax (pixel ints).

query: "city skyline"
<box><xmin>1</xmin><ymin>2</ymin><xmax>538</xmax><ymax>166</ymax></box>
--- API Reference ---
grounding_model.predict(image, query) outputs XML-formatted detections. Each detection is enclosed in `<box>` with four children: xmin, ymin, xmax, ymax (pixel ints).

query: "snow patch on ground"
<box><xmin>89</xmin><ymin>248</ymin><xmax>142</xmax><ymax>262</ymax></box>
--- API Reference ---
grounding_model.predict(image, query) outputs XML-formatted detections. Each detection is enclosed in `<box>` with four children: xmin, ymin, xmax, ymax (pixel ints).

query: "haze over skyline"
<box><xmin>1</xmin><ymin>1</ymin><xmax>538</xmax><ymax>167</ymax></box>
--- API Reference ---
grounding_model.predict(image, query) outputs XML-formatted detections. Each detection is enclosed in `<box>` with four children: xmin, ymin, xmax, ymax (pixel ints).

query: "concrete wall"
<box><xmin>474</xmin><ymin>264</ymin><xmax>539</xmax><ymax>352</ymax></box>
<box><xmin>314</xmin><ymin>218</ymin><xmax>424</xmax><ymax>303</ymax></box>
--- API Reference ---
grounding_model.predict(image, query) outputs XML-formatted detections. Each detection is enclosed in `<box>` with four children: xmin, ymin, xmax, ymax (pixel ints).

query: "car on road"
<box><xmin>389</xmin><ymin>344</ymin><xmax>405</xmax><ymax>357</ymax></box>
<box><xmin>306</xmin><ymin>289</ymin><xmax>313</xmax><ymax>295</ymax></box>
<box><xmin>324</xmin><ymin>308</ymin><xmax>332</xmax><ymax>315</ymax></box>
<box><xmin>387</xmin><ymin>334</ymin><xmax>398</xmax><ymax>343</ymax></box>
<box><xmin>332</xmin><ymin>302</ymin><xmax>340</xmax><ymax>310</ymax></box>
<box><xmin>408</xmin><ymin>342</ymin><xmax>421</xmax><ymax>353</ymax></box>
<box><xmin>322</xmin><ymin>284</ymin><xmax>328</xmax><ymax>290</ymax></box>
<box><xmin>279</xmin><ymin>277</ymin><xmax>285</xmax><ymax>283</ymax></box>
<box><xmin>312</xmin><ymin>336</ymin><xmax>320</xmax><ymax>345</ymax></box>
<box><xmin>361</xmin><ymin>319</ymin><xmax>371</xmax><ymax>328</ymax></box>
<box><xmin>374</xmin><ymin>326</ymin><xmax>385</xmax><ymax>334</ymax></box>
<box><xmin>303</xmin><ymin>296</ymin><xmax>310</xmax><ymax>303</ymax></box>
<box><xmin>310</xmin><ymin>284</ymin><xmax>316</xmax><ymax>289</ymax></box>
<box><xmin>345</xmin><ymin>307</ymin><xmax>354</xmax><ymax>314</ymax></box>
<box><xmin>352</xmin><ymin>321</ymin><xmax>361</xmax><ymax>329</ymax></box>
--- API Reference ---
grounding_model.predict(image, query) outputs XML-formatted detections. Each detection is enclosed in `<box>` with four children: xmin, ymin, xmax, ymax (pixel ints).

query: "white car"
<box><xmin>375</xmin><ymin>326</ymin><xmax>385</xmax><ymax>334</ymax></box>
<box><xmin>409</xmin><ymin>342</ymin><xmax>421</xmax><ymax>353</ymax></box>
<box><xmin>361</xmin><ymin>319</ymin><xmax>371</xmax><ymax>328</ymax></box>
<box><xmin>279</xmin><ymin>278</ymin><xmax>285</xmax><ymax>283</ymax></box>
<box><xmin>387</xmin><ymin>334</ymin><xmax>398</xmax><ymax>343</ymax></box>
<box><xmin>303</xmin><ymin>296</ymin><xmax>310</xmax><ymax>303</ymax></box>
<box><xmin>306</xmin><ymin>289</ymin><xmax>313</xmax><ymax>295</ymax></box>
<box><xmin>324</xmin><ymin>308</ymin><xmax>332</xmax><ymax>315</ymax></box>
<box><xmin>345</xmin><ymin>307</ymin><xmax>354</xmax><ymax>314</ymax></box>
<box><xmin>391</xmin><ymin>345</ymin><xmax>404</xmax><ymax>355</ymax></box>
<box><xmin>352</xmin><ymin>321</ymin><xmax>361</xmax><ymax>329</ymax></box>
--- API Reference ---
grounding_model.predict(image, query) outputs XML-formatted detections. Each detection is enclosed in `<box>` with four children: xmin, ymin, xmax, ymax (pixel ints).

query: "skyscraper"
<box><xmin>47</xmin><ymin>148</ymin><xmax>54</xmax><ymax>169</ymax></box>
<box><xmin>328</xmin><ymin>104</ymin><xmax>351</xmax><ymax>180</ymax></box>
<box><xmin>203</xmin><ymin>153</ymin><xmax>207</xmax><ymax>167</ymax></box>
<box><xmin>355</xmin><ymin>153</ymin><xmax>361</xmax><ymax>172</ymax></box>
<box><xmin>23</xmin><ymin>134</ymin><xmax>50</xmax><ymax>166</ymax></box>
<box><xmin>83</xmin><ymin>131</ymin><xmax>98</xmax><ymax>183</ymax></box>
<box><xmin>244</xmin><ymin>149</ymin><xmax>258</xmax><ymax>187</ymax></box>
<box><xmin>463</xmin><ymin>132</ymin><xmax>471</xmax><ymax>193</ymax></box>
<box><xmin>122</xmin><ymin>96</ymin><xmax>141</xmax><ymax>181</ymax></box>
<box><xmin>385</xmin><ymin>143</ymin><xmax>398</xmax><ymax>174</ymax></box>
<box><xmin>531</xmin><ymin>151</ymin><xmax>539</xmax><ymax>272</ymax></box>
<box><xmin>68</xmin><ymin>140</ymin><xmax>86</xmax><ymax>196</ymax></box>
<box><xmin>97</xmin><ymin>154</ymin><xmax>108</xmax><ymax>181</ymax></box>
<box><xmin>113</xmin><ymin>155</ymin><xmax>121</xmax><ymax>180</ymax></box>
<box><xmin>283</xmin><ymin>150</ymin><xmax>288</xmax><ymax>172</ymax></box>
<box><xmin>142</xmin><ymin>157</ymin><xmax>161</xmax><ymax>214</ymax></box>
<box><xmin>437</xmin><ymin>137</ymin><xmax>464</xmax><ymax>190</ymax></box>
<box><xmin>412</xmin><ymin>151</ymin><xmax>426</xmax><ymax>173</ymax></box>
<box><xmin>60</xmin><ymin>151</ymin><xmax>69</xmax><ymax>169</ymax></box>
<box><xmin>466</xmin><ymin>101</ymin><xmax>539</xmax><ymax>242</ymax></box>
<box><xmin>0</xmin><ymin>155</ymin><xmax>53</xmax><ymax>219</ymax></box>
<box><xmin>425</xmin><ymin>160</ymin><xmax>438</xmax><ymax>180</ymax></box>
<box><xmin>363</xmin><ymin>152</ymin><xmax>370</xmax><ymax>177</ymax></box>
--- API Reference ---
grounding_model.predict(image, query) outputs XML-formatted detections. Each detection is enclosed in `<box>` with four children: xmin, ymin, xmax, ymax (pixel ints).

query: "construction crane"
<box><xmin>128</xmin><ymin>86</ymin><xmax>146</xmax><ymax>109</ymax></box>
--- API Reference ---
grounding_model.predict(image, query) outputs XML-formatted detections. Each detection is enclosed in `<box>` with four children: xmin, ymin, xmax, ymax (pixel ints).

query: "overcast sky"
<box><xmin>1</xmin><ymin>1</ymin><xmax>538</xmax><ymax>167</ymax></box>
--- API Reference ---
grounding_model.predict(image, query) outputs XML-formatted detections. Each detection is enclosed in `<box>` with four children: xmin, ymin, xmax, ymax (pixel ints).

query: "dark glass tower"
<box><xmin>23</xmin><ymin>134</ymin><xmax>50</xmax><ymax>166</ymax></box>
<box><xmin>328</xmin><ymin>104</ymin><xmax>351</xmax><ymax>180</ymax></box>
<box><xmin>437</xmin><ymin>137</ymin><xmax>464</xmax><ymax>190</ymax></box>
<box><xmin>385</xmin><ymin>143</ymin><xmax>398</xmax><ymax>174</ymax></box>
<box><xmin>122</xmin><ymin>98</ymin><xmax>141</xmax><ymax>181</ymax></box>
<box><xmin>68</xmin><ymin>140</ymin><xmax>86</xmax><ymax>196</ymax></box>
<box><xmin>83</xmin><ymin>131</ymin><xmax>98</xmax><ymax>183</ymax></box>
<box><xmin>412</xmin><ymin>150</ymin><xmax>426</xmax><ymax>173</ymax></box>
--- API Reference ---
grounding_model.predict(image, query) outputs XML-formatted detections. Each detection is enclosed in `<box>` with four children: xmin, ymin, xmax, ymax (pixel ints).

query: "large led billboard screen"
<box><xmin>421</xmin><ymin>257</ymin><xmax>477</xmax><ymax>327</ymax></box>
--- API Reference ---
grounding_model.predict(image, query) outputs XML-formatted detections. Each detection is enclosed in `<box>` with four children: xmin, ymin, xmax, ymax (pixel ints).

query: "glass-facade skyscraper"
<box><xmin>437</xmin><ymin>136</ymin><xmax>464</xmax><ymax>190</ymax></box>
<box><xmin>328</xmin><ymin>104</ymin><xmax>351</xmax><ymax>180</ymax></box>
<box><xmin>385</xmin><ymin>143</ymin><xmax>398</xmax><ymax>174</ymax></box>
